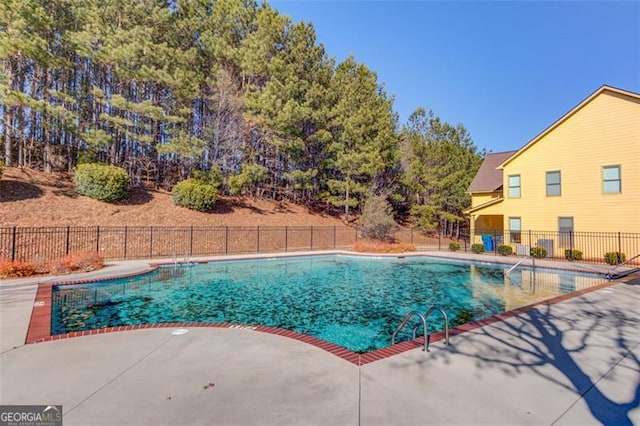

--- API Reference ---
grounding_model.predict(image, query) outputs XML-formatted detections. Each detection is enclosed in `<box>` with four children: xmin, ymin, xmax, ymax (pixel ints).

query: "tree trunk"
<box><xmin>345</xmin><ymin>183</ymin><xmax>350</xmax><ymax>223</ymax></box>
<box><xmin>2</xmin><ymin>58</ymin><xmax>13</xmax><ymax>167</ymax></box>
<box><xmin>43</xmin><ymin>67</ymin><xmax>52</xmax><ymax>173</ymax></box>
<box><xmin>3</xmin><ymin>105</ymin><xmax>11</xmax><ymax>167</ymax></box>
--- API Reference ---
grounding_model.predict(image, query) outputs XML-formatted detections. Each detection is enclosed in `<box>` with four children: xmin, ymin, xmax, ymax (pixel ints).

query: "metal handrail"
<box><xmin>411</xmin><ymin>305</ymin><xmax>450</xmax><ymax>351</ymax></box>
<box><xmin>391</xmin><ymin>311</ymin><xmax>428</xmax><ymax>352</ymax></box>
<box><xmin>507</xmin><ymin>255</ymin><xmax>535</xmax><ymax>274</ymax></box>
<box><xmin>606</xmin><ymin>253</ymin><xmax>640</xmax><ymax>280</ymax></box>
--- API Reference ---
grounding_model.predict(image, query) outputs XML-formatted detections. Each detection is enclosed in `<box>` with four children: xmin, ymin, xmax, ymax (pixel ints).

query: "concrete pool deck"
<box><xmin>1</xmin><ymin>251</ymin><xmax>639</xmax><ymax>425</ymax></box>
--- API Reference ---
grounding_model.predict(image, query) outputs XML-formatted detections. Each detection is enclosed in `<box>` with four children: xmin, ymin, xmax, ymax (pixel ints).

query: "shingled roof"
<box><xmin>467</xmin><ymin>150</ymin><xmax>517</xmax><ymax>193</ymax></box>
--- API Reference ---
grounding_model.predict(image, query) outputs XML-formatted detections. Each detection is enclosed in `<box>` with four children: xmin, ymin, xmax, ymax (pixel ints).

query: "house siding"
<box><xmin>470</xmin><ymin>192</ymin><xmax>502</xmax><ymax>208</ymax></box>
<box><xmin>499</xmin><ymin>90</ymin><xmax>640</xmax><ymax>233</ymax></box>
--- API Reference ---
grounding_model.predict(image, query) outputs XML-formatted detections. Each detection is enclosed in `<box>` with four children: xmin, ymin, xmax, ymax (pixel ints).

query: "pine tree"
<box><xmin>325</xmin><ymin>56</ymin><xmax>398</xmax><ymax>221</ymax></box>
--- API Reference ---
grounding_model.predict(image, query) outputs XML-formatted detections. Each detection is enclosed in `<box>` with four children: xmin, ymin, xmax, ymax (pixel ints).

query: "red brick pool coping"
<box><xmin>25</xmin><ymin>262</ymin><xmax>619</xmax><ymax>366</ymax></box>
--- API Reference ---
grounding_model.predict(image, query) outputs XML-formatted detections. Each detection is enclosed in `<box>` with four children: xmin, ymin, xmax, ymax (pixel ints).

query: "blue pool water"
<box><xmin>51</xmin><ymin>255</ymin><xmax>605</xmax><ymax>353</ymax></box>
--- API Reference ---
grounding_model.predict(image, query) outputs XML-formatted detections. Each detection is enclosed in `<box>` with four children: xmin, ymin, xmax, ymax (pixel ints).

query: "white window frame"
<box><xmin>546</xmin><ymin>171</ymin><xmax>561</xmax><ymax>197</ymax></box>
<box><xmin>508</xmin><ymin>175</ymin><xmax>521</xmax><ymax>198</ymax></box>
<box><xmin>509</xmin><ymin>217</ymin><xmax>521</xmax><ymax>243</ymax></box>
<box><xmin>558</xmin><ymin>217</ymin><xmax>574</xmax><ymax>247</ymax></box>
<box><xmin>602</xmin><ymin>165</ymin><xmax>621</xmax><ymax>194</ymax></box>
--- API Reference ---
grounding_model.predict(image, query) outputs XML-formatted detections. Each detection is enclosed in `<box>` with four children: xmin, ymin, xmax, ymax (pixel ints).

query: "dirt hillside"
<box><xmin>0</xmin><ymin>167</ymin><xmax>346</xmax><ymax>228</ymax></box>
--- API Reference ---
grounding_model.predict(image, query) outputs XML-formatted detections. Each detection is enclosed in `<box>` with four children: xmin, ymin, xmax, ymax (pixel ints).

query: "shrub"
<box><xmin>565</xmin><ymin>249</ymin><xmax>583</xmax><ymax>261</ymax></box>
<box><xmin>172</xmin><ymin>178</ymin><xmax>217</xmax><ymax>212</ymax></box>
<box><xmin>471</xmin><ymin>243</ymin><xmax>485</xmax><ymax>254</ymax></box>
<box><xmin>47</xmin><ymin>252</ymin><xmax>104</xmax><ymax>275</ymax></box>
<box><xmin>74</xmin><ymin>163</ymin><xmax>130</xmax><ymax>202</ymax></box>
<box><xmin>0</xmin><ymin>159</ymin><xmax>3</xmax><ymax>179</ymax></box>
<box><xmin>449</xmin><ymin>242</ymin><xmax>461</xmax><ymax>252</ymax></box>
<box><xmin>353</xmin><ymin>241</ymin><xmax>416</xmax><ymax>253</ymax></box>
<box><xmin>359</xmin><ymin>195</ymin><xmax>396</xmax><ymax>239</ymax></box>
<box><xmin>497</xmin><ymin>244</ymin><xmax>513</xmax><ymax>256</ymax></box>
<box><xmin>604</xmin><ymin>251</ymin><xmax>626</xmax><ymax>265</ymax></box>
<box><xmin>0</xmin><ymin>253</ymin><xmax>104</xmax><ymax>278</ymax></box>
<box><xmin>530</xmin><ymin>246</ymin><xmax>547</xmax><ymax>258</ymax></box>
<box><xmin>0</xmin><ymin>260</ymin><xmax>37</xmax><ymax>278</ymax></box>
<box><xmin>192</xmin><ymin>168</ymin><xmax>222</xmax><ymax>189</ymax></box>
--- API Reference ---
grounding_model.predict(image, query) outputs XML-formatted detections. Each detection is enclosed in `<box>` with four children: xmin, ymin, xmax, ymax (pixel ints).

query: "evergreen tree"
<box><xmin>401</xmin><ymin>108</ymin><xmax>484</xmax><ymax>235</ymax></box>
<box><xmin>325</xmin><ymin>56</ymin><xmax>398</xmax><ymax>221</ymax></box>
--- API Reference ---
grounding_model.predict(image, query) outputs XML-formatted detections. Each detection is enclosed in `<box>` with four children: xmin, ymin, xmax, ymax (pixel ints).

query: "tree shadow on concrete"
<box><xmin>444</xmin><ymin>280</ymin><xmax>640</xmax><ymax>425</ymax></box>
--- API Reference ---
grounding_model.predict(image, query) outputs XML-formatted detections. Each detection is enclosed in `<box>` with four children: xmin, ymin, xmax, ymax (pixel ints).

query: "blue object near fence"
<box><xmin>482</xmin><ymin>234</ymin><xmax>494</xmax><ymax>251</ymax></box>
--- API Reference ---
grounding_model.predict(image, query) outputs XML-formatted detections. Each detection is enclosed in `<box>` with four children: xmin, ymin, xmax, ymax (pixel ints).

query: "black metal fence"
<box><xmin>0</xmin><ymin>225</ymin><xmax>445</xmax><ymax>263</ymax></box>
<box><xmin>1</xmin><ymin>225</ymin><xmax>638</xmax><ymax>266</ymax></box>
<box><xmin>469</xmin><ymin>229</ymin><xmax>640</xmax><ymax>265</ymax></box>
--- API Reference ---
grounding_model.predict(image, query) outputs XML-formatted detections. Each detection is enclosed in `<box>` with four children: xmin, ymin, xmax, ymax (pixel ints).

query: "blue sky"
<box><xmin>269</xmin><ymin>1</ymin><xmax>640</xmax><ymax>153</ymax></box>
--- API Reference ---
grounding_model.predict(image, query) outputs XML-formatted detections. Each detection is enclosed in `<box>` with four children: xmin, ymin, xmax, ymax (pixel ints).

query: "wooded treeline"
<box><xmin>0</xmin><ymin>0</ymin><xmax>484</xmax><ymax>232</ymax></box>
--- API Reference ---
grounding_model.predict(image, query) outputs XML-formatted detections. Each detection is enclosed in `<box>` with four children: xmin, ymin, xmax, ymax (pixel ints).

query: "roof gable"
<box><xmin>498</xmin><ymin>85</ymin><xmax>640</xmax><ymax>169</ymax></box>
<box><xmin>467</xmin><ymin>150</ymin><xmax>517</xmax><ymax>193</ymax></box>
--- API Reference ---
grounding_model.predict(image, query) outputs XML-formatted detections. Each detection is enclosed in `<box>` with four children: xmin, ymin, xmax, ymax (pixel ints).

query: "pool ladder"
<box><xmin>606</xmin><ymin>252</ymin><xmax>640</xmax><ymax>280</ymax></box>
<box><xmin>391</xmin><ymin>305</ymin><xmax>450</xmax><ymax>352</ymax></box>
<box><xmin>507</xmin><ymin>255</ymin><xmax>535</xmax><ymax>274</ymax></box>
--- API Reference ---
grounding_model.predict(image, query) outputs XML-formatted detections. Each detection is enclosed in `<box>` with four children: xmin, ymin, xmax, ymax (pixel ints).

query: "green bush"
<box><xmin>497</xmin><ymin>244</ymin><xmax>513</xmax><ymax>256</ymax></box>
<box><xmin>192</xmin><ymin>168</ymin><xmax>222</xmax><ymax>189</ymax></box>
<box><xmin>565</xmin><ymin>249</ymin><xmax>583</xmax><ymax>261</ymax></box>
<box><xmin>449</xmin><ymin>242</ymin><xmax>461</xmax><ymax>252</ymax></box>
<box><xmin>172</xmin><ymin>178</ymin><xmax>217</xmax><ymax>212</ymax></box>
<box><xmin>73</xmin><ymin>163</ymin><xmax>130</xmax><ymax>202</ymax></box>
<box><xmin>471</xmin><ymin>243</ymin><xmax>484</xmax><ymax>254</ymax></box>
<box><xmin>530</xmin><ymin>246</ymin><xmax>548</xmax><ymax>259</ymax></box>
<box><xmin>604</xmin><ymin>252</ymin><xmax>626</xmax><ymax>265</ymax></box>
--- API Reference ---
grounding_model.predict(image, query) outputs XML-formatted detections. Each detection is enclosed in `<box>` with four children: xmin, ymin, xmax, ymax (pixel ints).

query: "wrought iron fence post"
<box><xmin>257</xmin><ymin>226</ymin><xmax>260</xmax><ymax>253</ymax></box>
<box><xmin>189</xmin><ymin>225</ymin><xmax>194</xmax><ymax>256</ymax></box>
<box><xmin>65</xmin><ymin>226</ymin><xmax>70</xmax><ymax>255</ymax></box>
<box><xmin>438</xmin><ymin>229</ymin><xmax>441</xmax><ymax>251</ymax></box>
<box><xmin>96</xmin><ymin>226</ymin><xmax>100</xmax><ymax>254</ymax></box>
<box><xmin>411</xmin><ymin>227</ymin><xmax>414</xmax><ymax>245</ymax></box>
<box><xmin>11</xmin><ymin>226</ymin><xmax>16</xmax><ymax>261</ymax></box>
<box><xmin>333</xmin><ymin>226</ymin><xmax>336</xmax><ymax>249</ymax></box>
<box><xmin>494</xmin><ymin>230</ymin><xmax>498</xmax><ymax>255</ymax></box>
<box><xmin>225</xmin><ymin>226</ymin><xmax>229</xmax><ymax>254</ymax></box>
<box><xmin>569</xmin><ymin>230</ymin><xmax>574</xmax><ymax>258</ymax></box>
<box><xmin>124</xmin><ymin>226</ymin><xmax>128</xmax><ymax>259</ymax></box>
<box><xmin>149</xmin><ymin>226</ymin><xmax>153</xmax><ymax>258</ymax></box>
<box><xmin>285</xmin><ymin>226</ymin><xmax>288</xmax><ymax>252</ymax></box>
<box><xmin>618</xmin><ymin>232</ymin><xmax>622</xmax><ymax>256</ymax></box>
<box><xmin>529</xmin><ymin>230</ymin><xmax>532</xmax><ymax>249</ymax></box>
<box><xmin>310</xmin><ymin>226</ymin><xmax>314</xmax><ymax>250</ymax></box>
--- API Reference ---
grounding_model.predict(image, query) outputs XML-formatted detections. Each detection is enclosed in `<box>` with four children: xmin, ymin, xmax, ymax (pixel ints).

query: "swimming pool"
<box><xmin>51</xmin><ymin>255</ymin><xmax>605</xmax><ymax>353</ymax></box>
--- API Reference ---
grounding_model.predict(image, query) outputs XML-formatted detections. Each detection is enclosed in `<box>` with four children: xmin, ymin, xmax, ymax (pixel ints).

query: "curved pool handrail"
<box><xmin>392</xmin><ymin>311</ymin><xmax>428</xmax><ymax>352</ymax></box>
<box><xmin>411</xmin><ymin>305</ymin><xmax>450</xmax><ymax>351</ymax></box>
<box><xmin>606</xmin><ymin>252</ymin><xmax>640</xmax><ymax>280</ymax></box>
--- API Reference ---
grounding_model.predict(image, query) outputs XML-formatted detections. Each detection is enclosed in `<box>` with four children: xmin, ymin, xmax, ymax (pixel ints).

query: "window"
<box><xmin>558</xmin><ymin>217</ymin><xmax>574</xmax><ymax>247</ymax></box>
<box><xmin>603</xmin><ymin>165</ymin><xmax>621</xmax><ymax>193</ymax></box>
<box><xmin>508</xmin><ymin>175</ymin><xmax>521</xmax><ymax>198</ymax></box>
<box><xmin>546</xmin><ymin>171</ymin><xmax>561</xmax><ymax>196</ymax></box>
<box><xmin>509</xmin><ymin>217</ymin><xmax>521</xmax><ymax>243</ymax></box>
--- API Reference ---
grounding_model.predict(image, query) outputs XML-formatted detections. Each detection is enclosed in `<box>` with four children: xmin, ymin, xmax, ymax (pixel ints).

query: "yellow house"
<box><xmin>466</xmin><ymin>85</ymin><xmax>640</xmax><ymax>258</ymax></box>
